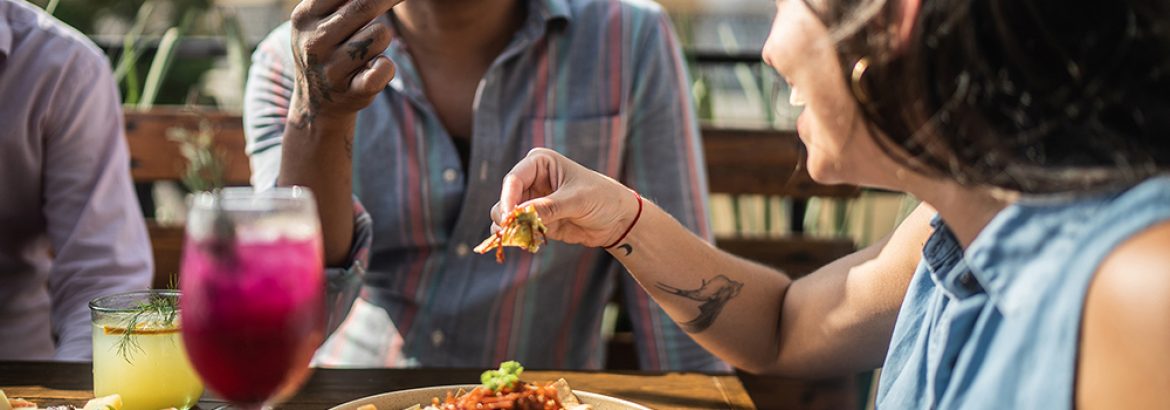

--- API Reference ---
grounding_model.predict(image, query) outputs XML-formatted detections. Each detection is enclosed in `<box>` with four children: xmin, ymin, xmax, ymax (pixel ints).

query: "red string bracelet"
<box><xmin>604</xmin><ymin>190</ymin><xmax>643</xmax><ymax>249</ymax></box>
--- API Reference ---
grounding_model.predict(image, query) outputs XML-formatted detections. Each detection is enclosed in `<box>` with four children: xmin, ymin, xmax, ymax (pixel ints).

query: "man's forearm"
<box><xmin>278</xmin><ymin>112</ymin><xmax>357</xmax><ymax>266</ymax></box>
<box><xmin>276</xmin><ymin>0</ymin><xmax>400</xmax><ymax>266</ymax></box>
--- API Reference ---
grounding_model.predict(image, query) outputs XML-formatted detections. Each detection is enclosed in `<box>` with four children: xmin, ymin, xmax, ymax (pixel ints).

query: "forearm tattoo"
<box><xmin>617</xmin><ymin>244</ymin><xmax>633</xmax><ymax>256</ymax></box>
<box><xmin>655</xmin><ymin>275</ymin><xmax>743</xmax><ymax>333</ymax></box>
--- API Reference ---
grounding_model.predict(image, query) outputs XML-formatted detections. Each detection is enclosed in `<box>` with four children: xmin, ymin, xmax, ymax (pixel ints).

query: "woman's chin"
<box><xmin>804</xmin><ymin>158</ymin><xmax>845</xmax><ymax>186</ymax></box>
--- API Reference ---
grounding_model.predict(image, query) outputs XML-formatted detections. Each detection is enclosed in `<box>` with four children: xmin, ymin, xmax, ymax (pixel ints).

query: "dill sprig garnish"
<box><xmin>113</xmin><ymin>293</ymin><xmax>179</xmax><ymax>363</ymax></box>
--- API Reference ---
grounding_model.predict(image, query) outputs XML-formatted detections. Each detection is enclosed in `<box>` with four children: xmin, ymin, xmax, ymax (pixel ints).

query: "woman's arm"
<box><xmin>494</xmin><ymin>149</ymin><xmax>932</xmax><ymax>376</ymax></box>
<box><xmin>614</xmin><ymin>199</ymin><xmax>932</xmax><ymax>376</ymax></box>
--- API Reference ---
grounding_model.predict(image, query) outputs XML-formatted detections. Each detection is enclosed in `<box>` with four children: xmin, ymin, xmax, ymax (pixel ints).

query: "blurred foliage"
<box><xmin>29</xmin><ymin>0</ymin><xmax>241</xmax><ymax>108</ymax></box>
<box><xmin>139</xmin><ymin>26</ymin><xmax>183</xmax><ymax>108</ymax></box>
<box><xmin>168</xmin><ymin>120</ymin><xmax>226</xmax><ymax>192</ymax></box>
<box><xmin>28</xmin><ymin>0</ymin><xmax>210</xmax><ymax>34</ymax></box>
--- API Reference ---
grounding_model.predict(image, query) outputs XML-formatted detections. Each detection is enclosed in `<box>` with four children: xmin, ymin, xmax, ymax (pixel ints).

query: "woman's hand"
<box><xmin>491</xmin><ymin>148</ymin><xmax>639</xmax><ymax>247</ymax></box>
<box><xmin>288</xmin><ymin>0</ymin><xmax>400</xmax><ymax>127</ymax></box>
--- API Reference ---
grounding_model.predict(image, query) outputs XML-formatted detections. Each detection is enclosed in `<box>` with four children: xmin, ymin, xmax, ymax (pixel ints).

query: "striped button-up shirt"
<box><xmin>244</xmin><ymin>0</ymin><xmax>726</xmax><ymax>371</ymax></box>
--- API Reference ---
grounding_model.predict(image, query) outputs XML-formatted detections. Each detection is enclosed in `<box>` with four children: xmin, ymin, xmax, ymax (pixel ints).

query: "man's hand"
<box><xmin>288</xmin><ymin>0</ymin><xmax>401</xmax><ymax>129</ymax></box>
<box><xmin>279</xmin><ymin>0</ymin><xmax>402</xmax><ymax>265</ymax></box>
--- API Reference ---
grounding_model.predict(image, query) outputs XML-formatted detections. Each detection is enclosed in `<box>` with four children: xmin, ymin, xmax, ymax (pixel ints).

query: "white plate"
<box><xmin>329</xmin><ymin>384</ymin><xmax>652</xmax><ymax>410</ymax></box>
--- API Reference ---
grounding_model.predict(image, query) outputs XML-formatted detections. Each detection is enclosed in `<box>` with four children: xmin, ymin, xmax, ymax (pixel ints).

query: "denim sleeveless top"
<box><xmin>876</xmin><ymin>175</ymin><xmax>1170</xmax><ymax>408</ymax></box>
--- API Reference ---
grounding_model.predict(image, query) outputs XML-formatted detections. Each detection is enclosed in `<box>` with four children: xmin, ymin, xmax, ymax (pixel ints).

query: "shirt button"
<box><xmin>431</xmin><ymin>330</ymin><xmax>445</xmax><ymax>347</ymax></box>
<box><xmin>443</xmin><ymin>168</ymin><xmax>459</xmax><ymax>183</ymax></box>
<box><xmin>959</xmin><ymin>272</ymin><xmax>977</xmax><ymax>290</ymax></box>
<box><xmin>455</xmin><ymin>243</ymin><xmax>470</xmax><ymax>257</ymax></box>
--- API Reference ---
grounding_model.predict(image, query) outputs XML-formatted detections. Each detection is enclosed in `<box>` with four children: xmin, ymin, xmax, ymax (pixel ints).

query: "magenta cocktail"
<box><xmin>179</xmin><ymin>187</ymin><xmax>324</xmax><ymax>409</ymax></box>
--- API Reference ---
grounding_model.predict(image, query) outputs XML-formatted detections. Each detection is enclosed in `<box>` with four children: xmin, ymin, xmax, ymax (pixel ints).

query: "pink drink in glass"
<box><xmin>179</xmin><ymin>188</ymin><xmax>325</xmax><ymax>409</ymax></box>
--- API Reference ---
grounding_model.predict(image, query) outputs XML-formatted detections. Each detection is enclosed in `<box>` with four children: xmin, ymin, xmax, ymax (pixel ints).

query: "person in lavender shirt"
<box><xmin>0</xmin><ymin>0</ymin><xmax>152</xmax><ymax>361</ymax></box>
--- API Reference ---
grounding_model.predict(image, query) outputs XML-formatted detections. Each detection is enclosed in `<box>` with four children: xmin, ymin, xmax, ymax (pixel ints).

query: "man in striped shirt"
<box><xmin>244</xmin><ymin>0</ymin><xmax>726</xmax><ymax>371</ymax></box>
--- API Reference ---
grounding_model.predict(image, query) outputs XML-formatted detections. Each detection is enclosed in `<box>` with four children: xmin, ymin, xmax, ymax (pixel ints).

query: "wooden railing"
<box><xmin>125</xmin><ymin>108</ymin><xmax>251</xmax><ymax>186</ymax></box>
<box><xmin>128</xmin><ymin>112</ymin><xmax>858</xmax><ymax>284</ymax></box>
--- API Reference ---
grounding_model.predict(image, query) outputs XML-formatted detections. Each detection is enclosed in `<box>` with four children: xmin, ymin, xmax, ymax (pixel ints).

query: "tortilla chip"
<box><xmin>474</xmin><ymin>205</ymin><xmax>547</xmax><ymax>263</ymax></box>
<box><xmin>551</xmin><ymin>379</ymin><xmax>578</xmax><ymax>405</ymax></box>
<box><xmin>83</xmin><ymin>394</ymin><xmax>122</xmax><ymax>410</ymax></box>
<box><xmin>0</xmin><ymin>391</ymin><xmax>35</xmax><ymax>410</ymax></box>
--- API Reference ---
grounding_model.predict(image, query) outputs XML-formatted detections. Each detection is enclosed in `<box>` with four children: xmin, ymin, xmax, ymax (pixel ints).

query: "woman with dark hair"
<box><xmin>488</xmin><ymin>0</ymin><xmax>1170</xmax><ymax>407</ymax></box>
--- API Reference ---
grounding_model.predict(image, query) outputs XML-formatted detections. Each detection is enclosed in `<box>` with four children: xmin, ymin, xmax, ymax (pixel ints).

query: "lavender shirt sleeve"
<box><xmin>41</xmin><ymin>44</ymin><xmax>153</xmax><ymax>360</ymax></box>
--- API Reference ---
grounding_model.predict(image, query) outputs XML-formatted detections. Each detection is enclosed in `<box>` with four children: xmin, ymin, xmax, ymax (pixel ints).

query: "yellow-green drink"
<box><xmin>90</xmin><ymin>290</ymin><xmax>203</xmax><ymax>410</ymax></box>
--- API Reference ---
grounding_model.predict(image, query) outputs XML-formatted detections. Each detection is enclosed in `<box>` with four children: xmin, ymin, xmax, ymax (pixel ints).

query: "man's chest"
<box><xmin>352</xmin><ymin>68</ymin><xmax>630</xmax><ymax>247</ymax></box>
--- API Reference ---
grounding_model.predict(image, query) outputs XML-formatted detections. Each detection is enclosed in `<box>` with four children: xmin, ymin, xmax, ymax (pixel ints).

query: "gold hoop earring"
<box><xmin>850</xmin><ymin>57</ymin><xmax>872</xmax><ymax>104</ymax></box>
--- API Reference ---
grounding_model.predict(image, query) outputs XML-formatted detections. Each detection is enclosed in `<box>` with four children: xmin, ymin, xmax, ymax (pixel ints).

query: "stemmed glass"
<box><xmin>179</xmin><ymin>187</ymin><xmax>325</xmax><ymax>409</ymax></box>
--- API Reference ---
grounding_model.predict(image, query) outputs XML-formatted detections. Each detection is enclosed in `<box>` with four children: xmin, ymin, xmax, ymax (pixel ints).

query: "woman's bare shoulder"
<box><xmin>1077</xmin><ymin>219</ymin><xmax>1170</xmax><ymax>409</ymax></box>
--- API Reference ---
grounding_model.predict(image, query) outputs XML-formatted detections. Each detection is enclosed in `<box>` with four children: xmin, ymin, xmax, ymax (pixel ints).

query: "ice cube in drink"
<box><xmin>180</xmin><ymin>224</ymin><xmax>324</xmax><ymax>406</ymax></box>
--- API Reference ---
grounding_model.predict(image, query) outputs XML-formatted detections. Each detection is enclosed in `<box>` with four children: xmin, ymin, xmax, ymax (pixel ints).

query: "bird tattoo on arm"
<box><xmin>655</xmin><ymin>274</ymin><xmax>744</xmax><ymax>333</ymax></box>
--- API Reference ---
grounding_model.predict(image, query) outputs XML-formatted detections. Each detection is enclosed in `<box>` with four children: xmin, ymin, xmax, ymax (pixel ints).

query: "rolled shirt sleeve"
<box><xmin>41</xmin><ymin>39</ymin><xmax>153</xmax><ymax>360</ymax></box>
<box><xmin>243</xmin><ymin>23</ymin><xmax>372</xmax><ymax>337</ymax></box>
<box><xmin>618</xmin><ymin>9</ymin><xmax>731</xmax><ymax>373</ymax></box>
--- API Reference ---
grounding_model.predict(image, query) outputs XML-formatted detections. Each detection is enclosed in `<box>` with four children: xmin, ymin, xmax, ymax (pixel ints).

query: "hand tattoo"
<box><xmin>346</xmin><ymin>38</ymin><xmax>374</xmax><ymax>61</ymax></box>
<box><xmin>291</xmin><ymin>53</ymin><xmax>333</xmax><ymax>129</ymax></box>
<box><xmin>655</xmin><ymin>275</ymin><xmax>743</xmax><ymax>333</ymax></box>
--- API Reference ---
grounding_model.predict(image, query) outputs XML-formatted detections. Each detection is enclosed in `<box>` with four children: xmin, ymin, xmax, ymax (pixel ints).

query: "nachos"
<box><xmin>474</xmin><ymin>205</ymin><xmax>548</xmax><ymax>263</ymax></box>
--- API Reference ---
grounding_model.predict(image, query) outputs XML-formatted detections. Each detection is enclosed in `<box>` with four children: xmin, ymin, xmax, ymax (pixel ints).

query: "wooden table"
<box><xmin>0</xmin><ymin>361</ymin><xmax>756</xmax><ymax>409</ymax></box>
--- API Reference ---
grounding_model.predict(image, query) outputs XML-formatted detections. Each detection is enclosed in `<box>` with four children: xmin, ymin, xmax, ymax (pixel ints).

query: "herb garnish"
<box><xmin>111</xmin><ymin>293</ymin><xmax>179</xmax><ymax>363</ymax></box>
<box><xmin>480</xmin><ymin>361</ymin><xmax>525</xmax><ymax>392</ymax></box>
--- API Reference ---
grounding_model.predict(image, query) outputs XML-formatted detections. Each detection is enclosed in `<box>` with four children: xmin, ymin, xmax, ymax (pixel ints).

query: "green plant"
<box><xmin>133</xmin><ymin>6</ymin><xmax>197</xmax><ymax>108</ymax></box>
<box><xmin>44</xmin><ymin>0</ymin><xmax>60</xmax><ymax>15</ymax></box>
<box><xmin>111</xmin><ymin>0</ymin><xmax>155</xmax><ymax>89</ymax></box>
<box><xmin>44</xmin><ymin>0</ymin><xmax>218</xmax><ymax>108</ymax></box>
<box><xmin>138</xmin><ymin>25</ymin><xmax>181</xmax><ymax>109</ymax></box>
<box><xmin>48</xmin><ymin>0</ymin><xmax>210</xmax><ymax>34</ymax></box>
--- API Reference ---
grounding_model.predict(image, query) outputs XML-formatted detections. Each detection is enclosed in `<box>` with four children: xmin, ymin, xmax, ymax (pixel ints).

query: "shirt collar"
<box><xmin>934</xmin><ymin>181</ymin><xmax>1157</xmax><ymax>316</ymax></box>
<box><xmin>921</xmin><ymin>216</ymin><xmax>979</xmax><ymax>301</ymax></box>
<box><xmin>926</xmin><ymin>210</ymin><xmax>1026</xmax><ymax>314</ymax></box>
<box><xmin>383</xmin><ymin>0</ymin><xmax>571</xmax><ymax>98</ymax></box>
<box><xmin>538</xmin><ymin>0</ymin><xmax>572</xmax><ymax>23</ymax></box>
<box><xmin>964</xmin><ymin>192</ymin><xmax>1118</xmax><ymax>315</ymax></box>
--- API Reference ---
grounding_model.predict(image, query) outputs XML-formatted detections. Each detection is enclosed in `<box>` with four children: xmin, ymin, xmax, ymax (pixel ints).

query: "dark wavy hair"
<box><xmin>801</xmin><ymin>0</ymin><xmax>1170</xmax><ymax>194</ymax></box>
